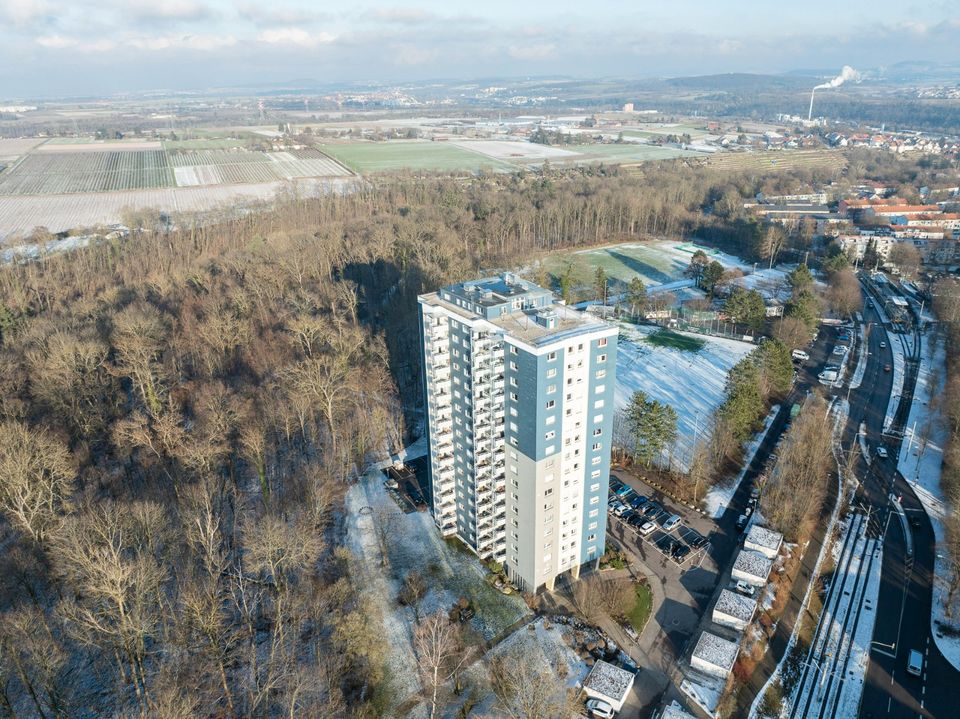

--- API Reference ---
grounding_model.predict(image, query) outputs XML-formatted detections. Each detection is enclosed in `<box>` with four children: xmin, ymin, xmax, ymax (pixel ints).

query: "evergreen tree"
<box><xmin>701</xmin><ymin>261</ymin><xmax>725</xmax><ymax>295</ymax></box>
<box><xmin>594</xmin><ymin>266</ymin><xmax>608</xmax><ymax>305</ymax></box>
<box><xmin>626</xmin><ymin>277</ymin><xmax>647</xmax><ymax>318</ymax></box>
<box><xmin>625</xmin><ymin>391</ymin><xmax>678</xmax><ymax>468</ymax></box>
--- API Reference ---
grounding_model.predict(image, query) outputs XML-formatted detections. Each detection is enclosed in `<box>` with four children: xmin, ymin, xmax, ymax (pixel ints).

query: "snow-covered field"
<box><xmin>704</xmin><ymin>406</ymin><xmax>780</xmax><ymax>518</ymax></box>
<box><xmin>615</xmin><ymin>322</ymin><xmax>754</xmax><ymax>472</ymax></box>
<box><xmin>720</xmin><ymin>267</ymin><xmax>791</xmax><ymax>302</ymax></box>
<box><xmin>344</xmin><ymin>465</ymin><xmax>532</xmax><ymax>708</ymax></box>
<box><xmin>896</xmin><ymin>331</ymin><xmax>960</xmax><ymax>669</ymax></box>
<box><xmin>450</xmin><ymin>139</ymin><xmax>579</xmax><ymax>160</ymax></box>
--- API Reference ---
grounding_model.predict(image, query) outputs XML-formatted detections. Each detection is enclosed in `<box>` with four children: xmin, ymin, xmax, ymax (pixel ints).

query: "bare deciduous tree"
<box><xmin>413</xmin><ymin>610</ymin><xmax>475</xmax><ymax>719</ymax></box>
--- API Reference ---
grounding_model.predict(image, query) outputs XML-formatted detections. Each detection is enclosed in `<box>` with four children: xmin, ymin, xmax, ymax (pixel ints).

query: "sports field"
<box><xmin>541</xmin><ymin>240</ymin><xmax>741</xmax><ymax>294</ymax></box>
<box><xmin>317</xmin><ymin>141</ymin><xmax>515</xmax><ymax>173</ymax></box>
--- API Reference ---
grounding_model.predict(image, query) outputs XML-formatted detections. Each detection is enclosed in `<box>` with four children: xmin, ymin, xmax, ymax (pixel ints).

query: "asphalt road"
<box><xmin>855</xmin><ymin>295</ymin><xmax>956</xmax><ymax>719</ymax></box>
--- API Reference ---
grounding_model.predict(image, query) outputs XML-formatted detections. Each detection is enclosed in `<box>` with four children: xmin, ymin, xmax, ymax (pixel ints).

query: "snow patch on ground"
<box><xmin>615</xmin><ymin>322</ymin><xmax>754</xmax><ymax>472</ymax></box>
<box><xmin>703</xmin><ymin>406</ymin><xmax>780</xmax><ymax>518</ymax></box>
<box><xmin>847</xmin><ymin>324</ymin><xmax>868</xmax><ymax>390</ymax></box>
<box><xmin>883</xmin><ymin>334</ymin><xmax>907</xmax><ymax>432</ymax></box>
<box><xmin>343</xmin><ymin>463</ymin><xmax>532</xmax><ymax>708</ymax></box>
<box><xmin>896</xmin><ymin>331</ymin><xmax>960</xmax><ymax>670</ymax></box>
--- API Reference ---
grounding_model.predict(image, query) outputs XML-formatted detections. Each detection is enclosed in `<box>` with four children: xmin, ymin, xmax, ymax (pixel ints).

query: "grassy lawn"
<box><xmin>644</xmin><ymin>328</ymin><xmax>706</xmax><ymax>352</ymax></box>
<box><xmin>316</xmin><ymin>141</ymin><xmax>514</xmax><ymax>173</ymax></box>
<box><xmin>627</xmin><ymin>581</ymin><xmax>653</xmax><ymax>633</ymax></box>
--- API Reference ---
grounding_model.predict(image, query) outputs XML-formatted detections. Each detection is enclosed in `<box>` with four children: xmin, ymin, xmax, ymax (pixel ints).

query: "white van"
<box><xmin>791</xmin><ymin>349</ymin><xmax>810</xmax><ymax>362</ymax></box>
<box><xmin>907</xmin><ymin>649</ymin><xmax>923</xmax><ymax>677</ymax></box>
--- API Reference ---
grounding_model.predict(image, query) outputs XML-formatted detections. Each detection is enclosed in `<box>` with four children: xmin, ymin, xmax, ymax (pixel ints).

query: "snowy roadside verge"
<box><xmin>847</xmin><ymin>323</ymin><xmax>868</xmax><ymax>391</ymax></box>
<box><xmin>703</xmin><ymin>405</ymin><xmax>780</xmax><ymax>519</ymax></box>
<box><xmin>882</xmin><ymin>332</ymin><xmax>908</xmax><ymax>432</ymax></box>
<box><xmin>747</xmin><ymin>399</ymin><xmax>849</xmax><ymax>719</ymax></box>
<box><xmin>896</xmin><ymin>331</ymin><xmax>960</xmax><ymax>670</ymax></box>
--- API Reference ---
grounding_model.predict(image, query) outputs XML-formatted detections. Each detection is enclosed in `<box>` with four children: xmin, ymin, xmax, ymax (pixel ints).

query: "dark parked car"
<box><xmin>627</xmin><ymin>513</ymin><xmax>646</xmax><ymax>528</ymax></box>
<box><xmin>610</xmin><ymin>479</ymin><xmax>626</xmax><ymax>494</ymax></box>
<box><xmin>657</xmin><ymin>537</ymin><xmax>677</xmax><ymax>554</ymax></box>
<box><xmin>690</xmin><ymin>534</ymin><xmax>710</xmax><ymax>549</ymax></box>
<box><xmin>404</xmin><ymin>481</ymin><xmax>426</xmax><ymax>507</ymax></box>
<box><xmin>643</xmin><ymin>502</ymin><xmax>664</xmax><ymax>518</ymax></box>
<box><xmin>630</xmin><ymin>495</ymin><xmax>649</xmax><ymax>509</ymax></box>
<box><xmin>620</xmin><ymin>510</ymin><xmax>637</xmax><ymax>523</ymax></box>
<box><xmin>671</xmin><ymin>544</ymin><xmax>691</xmax><ymax>560</ymax></box>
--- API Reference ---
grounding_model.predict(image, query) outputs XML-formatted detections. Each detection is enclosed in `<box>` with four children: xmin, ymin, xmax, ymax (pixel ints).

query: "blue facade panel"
<box><xmin>580</xmin><ymin>336</ymin><xmax>617</xmax><ymax>564</ymax></box>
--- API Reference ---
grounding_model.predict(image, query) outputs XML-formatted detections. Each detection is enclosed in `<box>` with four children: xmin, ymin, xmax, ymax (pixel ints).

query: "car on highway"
<box><xmin>585</xmin><ymin>699</ymin><xmax>615</xmax><ymax>719</ymax></box>
<box><xmin>876</xmin><ymin>446</ymin><xmax>889</xmax><ymax>459</ymax></box>
<box><xmin>884</xmin><ymin>364</ymin><xmax>891</xmax><ymax>372</ymax></box>
<box><xmin>735</xmin><ymin>580</ymin><xmax>757</xmax><ymax>598</ymax></box>
<box><xmin>907</xmin><ymin>649</ymin><xmax>924</xmax><ymax>677</ymax></box>
<box><xmin>638</xmin><ymin>520</ymin><xmax>657</xmax><ymax>536</ymax></box>
<box><xmin>880</xmin><ymin>341</ymin><xmax>887</xmax><ymax>348</ymax></box>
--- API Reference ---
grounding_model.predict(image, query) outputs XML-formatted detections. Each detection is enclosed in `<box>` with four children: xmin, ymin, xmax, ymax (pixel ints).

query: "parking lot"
<box><xmin>607</xmin><ymin>476</ymin><xmax>712</xmax><ymax>569</ymax></box>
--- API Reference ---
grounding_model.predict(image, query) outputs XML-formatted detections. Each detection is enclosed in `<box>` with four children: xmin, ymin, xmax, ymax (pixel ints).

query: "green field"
<box><xmin>644</xmin><ymin>328</ymin><xmax>706</xmax><ymax>352</ymax></box>
<box><xmin>627</xmin><ymin>581</ymin><xmax>653</xmax><ymax>633</ymax></box>
<box><xmin>317</xmin><ymin>141</ymin><xmax>515</xmax><ymax>173</ymax></box>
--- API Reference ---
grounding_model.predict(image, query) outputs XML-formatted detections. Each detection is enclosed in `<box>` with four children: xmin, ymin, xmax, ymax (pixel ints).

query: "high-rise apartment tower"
<box><xmin>418</xmin><ymin>274</ymin><xmax>617</xmax><ymax>592</ymax></box>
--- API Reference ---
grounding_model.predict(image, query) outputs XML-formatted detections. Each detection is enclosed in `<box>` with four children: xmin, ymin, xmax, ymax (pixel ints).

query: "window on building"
<box><xmin>591</xmin><ymin>456</ymin><xmax>602</xmax><ymax>465</ymax></box>
<box><xmin>546</xmin><ymin>415</ymin><xmax>555</xmax><ymax>426</ymax></box>
<box><xmin>545</xmin><ymin>399</ymin><xmax>555</xmax><ymax>409</ymax></box>
<box><xmin>509</xmin><ymin>421</ymin><xmax>518</xmax><ymax>432</ymax></box>
<box><xmin>509</xmin><ymin>361</ymin><xmax>517</xmax><ymax>371</ymax></box>
<box><xmin>509</xmin><ymin>450</ymin><xmax>518</xmax><ymax>460</ymax></box>
<box><xmin>509</xmin><ymin>406</ymin><xmax>518</xmax><ymax>417</ymax></box>
<box><xmin>593</xmin><ymin>428</ymin><xmax>602</xmax><ymax>436</ymax></box>
<box><xmin>545</xmin><ymin>445</ymin><xmax>556</xmax><ymax>455</ymax></box>
<box><xmin>509</xmin><ymin>392</ymin><xmax>518</xmax><ymax>402</ymax></box>
<box><xmin>593</xmin><ymin>414</ymin><xmax>604</xmax><ymax>423</ymax></box>
<box><xmin>591</xmin><ymin>469</ymin><xmax>601</xmax><ymax>479</ymax></box>
<box><xmin>510</xmin><ymin>437</ymin><xmax>518</xmax><ymax>447</ymax></box>
<box><xmin>592</xmin><ymin>442</ymin><xmax>602</xmax><ymax>451</ymax></box>
<box><xmin>588</xmin><ymin>521</ymin><xmax>598</xmax><ymax>530</ymax></box>
<box><xmin>590</xmin><ymin>483</ymin><xmax>600</xmax><ymax>492</ymax></box>
<box><xmin>596</xmin><ymin>369</ymin><xmax>606</xmax><ymax>379</ymax></box>
<box><xmin>595</xmin><ymin>384</ymin><xmax>605</xmax><ymax>394</ymax></box>
<box><xmin>547</xmin><ymin>368</ymin><xmax>557</xmax><ymax>378</ymax></box>
<box><xmin>544</xmin><ymin>487</ymin><xmax>554</xmax><ymax>497</ymax></box>
<box><xmin>510</xmin><ymin>345</ymin><xmax>518</xmax><ymax>355</ymax></box>
<box><xmin>598</xmin><ymin>338</ymin><xmax>608</xmax><ymax>347</ymax></box>
<box><xmin>594</xmin><ymin>399</ymin><xmax>605</xmax><ymax>409</ymax></box>
<box><xmin>548</xmin><ymin>351</ymin><xmax>557</xmax><ymax>361</ymax></box>
<box><xmin>589</xmin><ymin>509</ymin><xmax>599</xmax><ymax>518</ymax></box>
<box><xmin>598</xmin><ymin>353</ymin><xmax>607</xmax><ymax>362</ymax></box>
<box><xmin>509</xmin><ymin>377</ymin><xmax>517</xmax><ymax>387</ymax></box>
<box><xmin>545</xmin><ymin>430</ymin><xmax>556</xmax><ymax>440</ymax></box>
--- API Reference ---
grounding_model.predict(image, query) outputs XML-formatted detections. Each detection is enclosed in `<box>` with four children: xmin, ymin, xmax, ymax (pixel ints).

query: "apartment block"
<box><xmin>418</xmin><ymin>273</ymin><xmax>617</xmax><ymax>593</ymax></box>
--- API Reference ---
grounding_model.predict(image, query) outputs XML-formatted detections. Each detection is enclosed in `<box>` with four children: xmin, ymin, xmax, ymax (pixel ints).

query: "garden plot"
<box><xmin>0</xmin><ymin>150</ymin><xmax>175</xmax><ymax>194</ymax></box>
<box><xmin>343</xmin><ymin>466</ymin><xmax>531</xmax><ymax>704</ymax></box>
<box><xmin>615</xmin><ymin>323</ymin><xmax>754</xmax><ymax>471</ymax></box>
<box><xmin>449</xmin><ymin>139</ymin><xmax>578</xmax><ymax>161</ymax></box>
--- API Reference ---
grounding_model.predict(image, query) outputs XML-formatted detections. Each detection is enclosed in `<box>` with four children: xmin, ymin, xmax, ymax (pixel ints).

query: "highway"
<box><xmin>843</xmin><ymin>289</ymin><xmax>955</xmax><ymax>719</ymax></box>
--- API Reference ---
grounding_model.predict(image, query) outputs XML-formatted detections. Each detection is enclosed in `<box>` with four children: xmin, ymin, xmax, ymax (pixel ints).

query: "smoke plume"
<box><xmin>814</xmin><ymin>65</ymin><xmax>861</xmax><ymax>91</ymax></box>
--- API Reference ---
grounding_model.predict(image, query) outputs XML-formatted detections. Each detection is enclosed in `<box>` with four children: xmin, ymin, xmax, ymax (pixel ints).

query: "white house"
<box><xmin>690</xmin><ymin>631</ymin><xmax>739</xmax><ymax>679</ymax></box>
<box><xmin>744</xmin><ymin>525</ymin><xmax>783</xmax><ymax>560</ymax></box>
<box><xmin>582</xmin><ymin>659</ymin><xmax>635</xmax><ymax>712</ymax></box>
<box><xmin>712</xmin><ymin>588</ymin><xmax>757</xmax><ymax>631</ymax></box>
<box><xmin>731</xmin><ymin>549</ymin><xmax>774</xmax><ymax>587</ymax></box>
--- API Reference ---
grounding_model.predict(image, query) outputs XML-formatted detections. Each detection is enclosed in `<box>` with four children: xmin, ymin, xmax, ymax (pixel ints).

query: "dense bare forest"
<box><xmin>0</xmin><ymin>155</ymin><xmax>945</xmax><ymax>717</ymax></box>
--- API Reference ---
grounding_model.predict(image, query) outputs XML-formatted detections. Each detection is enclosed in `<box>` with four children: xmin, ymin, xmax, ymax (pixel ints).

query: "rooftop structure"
<box><xmin>690</xmin><ymin>631</ymin><xmax>739</xmax><ymax>679</ymax></box>
<box><xmin>659</xmin><ymin>701</ymin><xmax>699</xmax><ymax>719</ymax></box>
<box><xmin>582</xmin><ymin>659</ymin><xmax>636</xmax><ymax>712</ymax></box>
<box><xmin>731</xmin><ymin>549</ymin><xmax>774</xmax><ymax>587</ymax></box>
<box><xmin>744</xmin><ymin>525</ymin><xmax>784</xmax><ymax>559</ymax></box>
<box><xmin>712</xmin><ymin>589</ymin><xmax>757</xmax><ymax>631</ymax></box>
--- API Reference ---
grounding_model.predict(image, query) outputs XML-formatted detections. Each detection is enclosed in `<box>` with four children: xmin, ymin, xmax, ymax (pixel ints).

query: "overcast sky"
<box><xmin>1</xmin><ymin>0</ymin><xmax>958</xmax><ymax>98</ymax></box>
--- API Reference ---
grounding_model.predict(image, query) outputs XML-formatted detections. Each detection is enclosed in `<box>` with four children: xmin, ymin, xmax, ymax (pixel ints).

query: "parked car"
<box><xmin>690</xmin><ymin>533</ymin><xmax>710</xmax><ymax>549</ymax></box>
<box><xmin>736</xmin><ymin>514</ymin><xmax>749</xmax><ymax>531</ymax></box>
<box><xmin>876</xmin><ymin>446</ymin><xmax>889</xmax><ymax>459</ymax></box>
<box><xmin>662</xmin><ymin>514</ymin><xmax>682</xmax><ymax>531</ymax></box>
<box><xmin>791</xmin><ymin>349</ymin><xmax>810</xmax><ymax>362</ymax></box>
<box><xmin>613</xmin><ymin>504</ymin><xmax>630</xmax><ymax>517</ymax></box>
<box><xmin>630</xmin><ymin>495</ymin><xmax>649</xmax><ymax>509</ymax></box>
<box><xmin>404</xmin><ymin>482</ymin><xmax>426</xmax><ymax>507</ymax></box>
<box><xmin>735</xmin><ymin>580</ymin><xmax>757</xmax><ymax>598</ymax></box>
<box><xmin>832</xmin><ymin>346</ymin><xmax>848</xmax><ymax>356</ymax></box>
<box><xmin>638</xmin><ymin>521</ymin><xmax>657</xmax><ymax>536</ymax></box>
<box><xmin>643</xmin><ymin>501</ymin><xmax>664</xmax><ymax>518</ymax></box>
<box><xmin>585</xmin><ymin>699</ymin><xmax>615</xmax><ymax>719</ymax></box>
<box><xmin>609</xmin><ymin>479</ymin><xmax>626</xmax><ymax>494</ymax></box>
<box><xmin>627</xmin><ymin>513</ymin><xmax>646</xmax><ymax>528</ymax></box>
<box><xmin>749</xmin><ymin>486</ymin><xmax>761</xmax><ymax>500</ymax></box>
<box><xmin>671</xmin><ymin>543</ymin><xmax>690</xmax><ymax>560</ymax></box>
<box><xmin>620</xmin><ymin>510</ymin><xmax>637</xmax><ymax>523</ymax></box>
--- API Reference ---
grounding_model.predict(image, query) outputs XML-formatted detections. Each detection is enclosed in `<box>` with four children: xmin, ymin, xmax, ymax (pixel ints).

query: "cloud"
<box><xmin>367</xmin><ymin>7</ymin><xmax>435</xmax><ymax>24</ymax></box>
<box><xmin>390</xmin><ymin>43</ymin><xmax>439</xmax><ymax>65</ymax></box>
<box><xmin>256</xmin><ymin>27</ymin><xmax>337</xmax><ymax>47</ymax></box>
<box><xmin>127</xmin><ymin>0</ymin><xmax>214</xmax><ymax>23</ymax></box>
<box><xmin>237</xmin><ymin>3</ymin><xmax>330</xmax><ymax>26</ymax></box>
<box><xmin>35</xmin><ymin>34</ymin><xmax>76</xmax><ymax>49</ymax></box>
<box><xmin>1</xmin><ymin>0</ymin><xmax>52</xmax><ymax>26</ymax></box>
<box><xmin>507</xmin><ymin>43</ymin><xmax>556</xmax><ymax>61</ymax></box>
<box><xmin>128</xmin><ymin>34</ymin><xmax>238</xmax><ymax>51</ymax></box>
